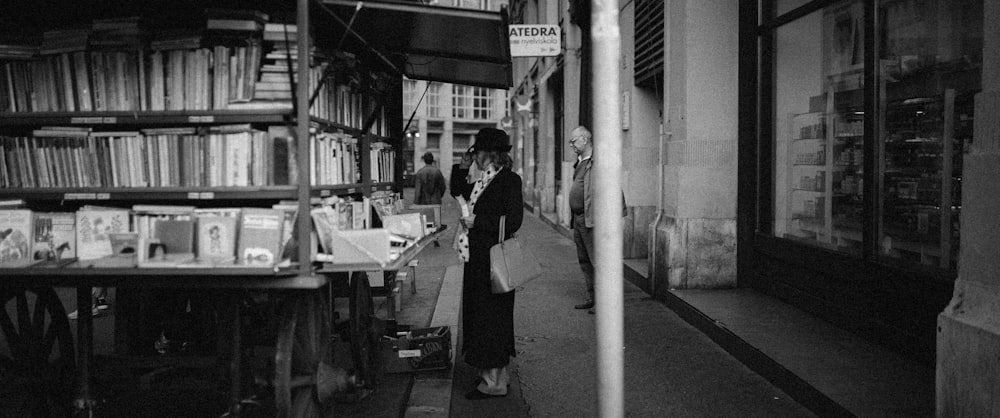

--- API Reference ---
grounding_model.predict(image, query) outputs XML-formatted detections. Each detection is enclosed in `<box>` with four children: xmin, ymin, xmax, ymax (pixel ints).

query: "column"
<box><xmin>936</xmin><ymin>3</ymin><xmax>1000</xmax><ymax>415</ymax></box>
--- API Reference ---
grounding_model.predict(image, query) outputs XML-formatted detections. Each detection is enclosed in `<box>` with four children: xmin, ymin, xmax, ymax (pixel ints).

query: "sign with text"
<box><xmin>509</xmin><ymin>25</ymin><xmax>561</xmax><ymax>57</ymax></box>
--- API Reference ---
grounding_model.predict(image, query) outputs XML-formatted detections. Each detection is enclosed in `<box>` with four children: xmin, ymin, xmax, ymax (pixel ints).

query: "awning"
<box><xmin>319</xmin><ymin>0</ymin><xmax>513</xmax><ymax>89</ymax></box>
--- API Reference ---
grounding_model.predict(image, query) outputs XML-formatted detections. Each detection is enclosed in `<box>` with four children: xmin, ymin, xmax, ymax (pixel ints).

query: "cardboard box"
<box><xmin>381</xmin><ymin>326</ymin><xmax>451</xmax><ymax>373</ymax></box>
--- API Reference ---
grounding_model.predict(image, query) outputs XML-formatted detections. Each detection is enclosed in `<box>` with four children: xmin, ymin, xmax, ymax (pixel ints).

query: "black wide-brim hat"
<box><xmin>469</xmin><ymin>128</ymin><xmax>512</xmax><ymax>152</ymax></box>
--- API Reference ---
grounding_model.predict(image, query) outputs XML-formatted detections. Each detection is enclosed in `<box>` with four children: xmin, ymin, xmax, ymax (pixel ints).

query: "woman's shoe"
<box><xmin>465</xmin><ymin>389</ymin><xmax>506</xmax><ymax>400</ymax></box>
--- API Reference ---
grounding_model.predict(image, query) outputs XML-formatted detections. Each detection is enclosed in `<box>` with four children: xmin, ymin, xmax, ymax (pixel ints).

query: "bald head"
<box><xmin>569</xmin><ymin>125</ymin><xmax>593</xmax><ymax>157</ymax></box>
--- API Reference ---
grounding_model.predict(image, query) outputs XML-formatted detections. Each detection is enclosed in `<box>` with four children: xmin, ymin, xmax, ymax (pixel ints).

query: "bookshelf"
<box><xmin>0</xmin><ymin>4</ymin><xmax>404</xmax><ymax>277</ymax></box>
<box><xmin>0</xmin><ymin>0</ymin><xmax>406</xmax><ymax>415</ymax></box>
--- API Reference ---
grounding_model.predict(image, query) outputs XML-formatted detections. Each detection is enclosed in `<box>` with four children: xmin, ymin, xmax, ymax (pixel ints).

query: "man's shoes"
<box><xmin>95</xmin><ymin>298</ymin><xmax>110</xmax><ymax>311</ymax></box>
<box><xmin>588</xmin><ymin>308</ymin><xmax>595</xmax><ymax>315</ymax></box>
<box><xmin>574</xmin><ymin>300</ymin><xmax>594</xmax><ymax>310</ymax></box>
<box><xmin>465</xmin><ymin>389</ymin><xmax>506</xmax><ymax>400</ymax></box>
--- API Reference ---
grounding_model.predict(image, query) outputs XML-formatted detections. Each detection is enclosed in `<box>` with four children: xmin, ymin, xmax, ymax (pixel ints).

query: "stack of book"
<box><xmin>370</xmin><ymin>141</ymin><xmax>396</xmax><ymax>183</ymax></box>
<box><xmin>0</xmin><ymin>124</ymin><xmax>295</xmax><ymax>188</ymax></box>
<box><xmin>241</xmin><ymin>22</ymin><xmax>301</xmax><ymax>106</ymax></box>
<box><xmin>0</xmin><ymin>204</ymin><xmax>296</xmax><ymax>269</ymax></box>
<box><xmin>310</xmin><ymin>131</ymin><xmax>358</xmax><ymax>186</ymax></box>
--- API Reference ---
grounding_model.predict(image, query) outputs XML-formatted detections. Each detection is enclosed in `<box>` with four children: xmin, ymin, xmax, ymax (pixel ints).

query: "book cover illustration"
<box><xmin>76</xmin><ymin>208</ymin><xmax>130</xmax><ymax>260</ymax></box>
<box><xmin>31</xmin><ymin>212</ymin><xmax>77</xmax><ymax>262</ymax></box>
<box><xmin>237</xmin><ymin>208</ymin><xmax>282</xmax><ymax>267</ymax></box>
<box><xmin>197</xmin><ymin>215</ymin><xmax>237</xmax><ymax>264</ymax></box>
<box><xmin>0</xmin><ymin>209</ymin><xmax>33</xmax><ymax>266</ymax></box>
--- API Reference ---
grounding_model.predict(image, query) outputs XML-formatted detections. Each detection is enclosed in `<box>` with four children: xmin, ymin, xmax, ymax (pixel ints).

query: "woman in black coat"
<box><xmin>455</xmin><ymin>128</ymin><xmax>523</xmax><ymax>399</ymax></box>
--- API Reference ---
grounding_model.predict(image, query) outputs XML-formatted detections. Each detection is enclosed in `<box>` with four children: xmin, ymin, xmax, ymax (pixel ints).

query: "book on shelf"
<box><xmin>271</xmin><ymin>201</ymin><xmax>299</xmax><ymax>264</ymax></box>
<box><xmin>108</xmin><ymin>232</ymin><xmax>138</xmax><ymax>256</ymax></box>
<box><xmin>237</xmin><ymin>208</ymin><xmax>283</xmax><ymax>267</ymax></box>
<box><xmin>31</xmin><ymin>211</ymin><xmax>76</xmax><ymax>263</ymax></box>
<box><xmin>0</xmin><ymin>209</ymin><xmax>33</xmax><ymax>267</ymax></box>
<box><xmin>75</xmin><ymin>206</ymin><xmax>130</xmax><ymax>260</ymax></box>
<box><xmin>133</xmin><ymin>205</ymin><xmax>195</xmax><ymax>268</ymax></box>
<box><xmin>381</xmin><ymin>213</ymin><xmax>426</xmax><ymax>242</ymax></box>
<box><xmin>310</xmin><ymin>205</ymin><xmax>338</xmax><ymax>255</ymax></box>
<box><xmin>328</xmin><ymin>228</ymin><xmax>393</xmax><ymax>266</ymax></box>
<box><xmin>196</xmin><ymin>215</ymin><xmax>238</xmax><ymax>265</ymax></box>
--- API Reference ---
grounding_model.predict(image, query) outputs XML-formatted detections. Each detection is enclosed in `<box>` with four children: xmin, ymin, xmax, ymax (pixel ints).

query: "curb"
<box><xmin>403</xmin><ymin>264</ymin><xmax>463</xmax><ymax>417</ymax></box>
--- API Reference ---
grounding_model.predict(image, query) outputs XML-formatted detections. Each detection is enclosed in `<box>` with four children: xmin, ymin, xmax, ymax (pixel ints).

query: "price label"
<box><xmin>101</xmin><ymin>117</ymin><xmax>117</xmax><ymax>124</ymax></box>
<box><xmin>320</xmin><ymin>190</ymin><xmax>331</xmax><ymax>197</ymax></box>
<box><xmin>186</xmin><ymin>115</ymin><xmax>216</xmax><ymax>123</ymax></box>
<box><xmin>64</xmin><ymin>193</ymin><xmax>97</xmax><ymax>200</ymax></box>
<box><xmin>371</xmin><ymin>186</ymin><xmax>377</xmax><ymax>192</ymax></box>
<box><xmin>199</xmin><ymin>192</ymin><xmax>215</xmax><ymax>199</ymax></box>
<box><xmin>95</xmin><ymin>193</ymin><xmax>111</xmax><ymax>200</ymax></box>
<box><xmin>397</xmin><ymin>349</ymin><xmax>422</xmax><ymax>358</ymax></box>
<box><xmin>347</xmin><ymin>188</ymin><xmax>357</xmax><ymax>194</ymax></box>
<box><xmin>70</xmin><ymin>117</ymin><xmax>104</xmax><ymax>124</ymax></box>
<box><xmin>187</xmin><ymin>192</ymin><xmax>201</xmax><ymax>199</ymax></box>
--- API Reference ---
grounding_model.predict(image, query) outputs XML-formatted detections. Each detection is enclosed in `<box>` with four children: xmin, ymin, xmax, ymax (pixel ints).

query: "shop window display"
<box><xmin>770</xmin><ymin>0</ymin><xmax>981</xmax><ymax>273</ymax></box>
<box><xmin>877</xmin><ymin>0</ymin><xmax>981</xmax><ymax>270</ymax></box>
<box><xmin>772</xmin><ymin>0</ymin><xmax>865</xmax><ymax>254</ymax></box>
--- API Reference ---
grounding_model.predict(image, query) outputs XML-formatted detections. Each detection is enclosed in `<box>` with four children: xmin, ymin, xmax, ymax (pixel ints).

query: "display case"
<box><xmin>782</xmin><ymin>68</ymin><xmax>865</xmax><ymax>253</ymax></box>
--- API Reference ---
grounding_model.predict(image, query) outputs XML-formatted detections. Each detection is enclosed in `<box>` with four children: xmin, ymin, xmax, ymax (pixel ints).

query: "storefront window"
<box><xmin>877</xmin><ymin>0</ymin><xmax>981</xmax><ymax>270</ymax></box>
<box><xmin>772</xmin><ymin>0</ymin><xmax>864</xmax><ymax>254</ymax></box>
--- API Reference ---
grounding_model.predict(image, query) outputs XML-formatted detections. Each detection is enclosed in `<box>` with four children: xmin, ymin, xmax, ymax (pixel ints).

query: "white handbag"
<box><xmin>489</xmin><ymin>215</ymin><xmax>541</xmax><ymax>294</ymax></box>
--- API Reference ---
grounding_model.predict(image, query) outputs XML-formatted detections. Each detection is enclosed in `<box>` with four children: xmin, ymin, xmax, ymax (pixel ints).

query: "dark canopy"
<box><xmin>320</xmin><ymin>0</ymin><xmax>513</xmax><ymax>89</ymax></box>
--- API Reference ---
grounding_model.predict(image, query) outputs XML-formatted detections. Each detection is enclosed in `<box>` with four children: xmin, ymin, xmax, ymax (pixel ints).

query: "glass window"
<box><xmin>473</xmin><ymin>87</ymin><xmax>494</xmax><ymax>120</ymax></box>
<box><xmin>877</xmin><ymin>0</ymin><xmax>981</xmax><ymax>271</ymax></box>
<box><xmin>403</xmin><ymin>78</ymin><xmax>417</xmax><ymax>116</ymax></box>
<box><xmin>772</xmin><ymin>0</ymin><xmax>864</xmax><ymax>254</ymax></box>
<box><xmin>453</xmin><ymin>134</ymin><xmax>472</xmax><ymax>152</ymax></box>
<box><xmin>427</xmin><ymin>133</ymin><xmax>441</xmax><ymax>150</ymax></box>
<box><xmin>453</xmin><ymin>85</ymin><xmax>469</xmax><ymax>119</ymax></box>
<box><xmin>427</xmin><ymin>82</ymin><xmax>443</xmax><ymax>118</ymax></box>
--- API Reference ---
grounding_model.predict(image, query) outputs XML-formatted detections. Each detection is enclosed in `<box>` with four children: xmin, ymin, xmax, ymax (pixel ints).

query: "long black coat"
<box><xmin>462</xmin><ymin>167</ymin><xmax>523</xmax><ymax>369</ymax></box>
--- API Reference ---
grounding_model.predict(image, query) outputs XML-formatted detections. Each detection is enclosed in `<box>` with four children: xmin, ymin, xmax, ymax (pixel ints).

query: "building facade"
<box><xmin>510</xmin><ymin>0</ymin><xmax>999</xmax><ymax>414</ymax></box>
<box><xmin>400</xmin><ymin>0</ymin><xmax>511</xmax><ymax>187</ymax></box>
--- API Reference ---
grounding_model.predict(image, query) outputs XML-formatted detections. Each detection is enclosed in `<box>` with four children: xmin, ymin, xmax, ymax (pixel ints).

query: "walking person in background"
<box><xmin>415</xmin><ymin>151</ymin><xmax>447</xmax><ymax>247</ymax></box>
<box><xmin>414</xmin><ymin>152</ymin><xmax>446</xmax><ymax>205</ymax></box>
<box><xmin>455</xmin><ymin>128</ymin><xmax>523</xmax><ymax>399</ymax></box>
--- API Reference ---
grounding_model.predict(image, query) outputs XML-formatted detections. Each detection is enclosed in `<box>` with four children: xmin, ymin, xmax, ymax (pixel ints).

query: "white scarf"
<box><xmin>455</xmin><ymin>163</ymin><xmax>500</xmax><ymax>262</ymax></box>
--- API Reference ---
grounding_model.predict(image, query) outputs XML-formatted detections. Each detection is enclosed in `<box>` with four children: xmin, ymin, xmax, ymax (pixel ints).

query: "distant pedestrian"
<box><xmin>414</xmin><ymin>152</ymin><xmax>446</xmax><ymax>205</ymax></box>
<box><xmin>568</xmin><ymin>126</ymin><xmax>597</xmax><ymax>314</ymax></box>
<box><xmin>449</xmin><ymin>148</ymin><xmax>474</xmax><ymax>202</ymax></box>
<box><xmin>455</xmin><ymin>128</ymin><xmax>523</xmax><ymax>399</ymax></box>
<box><xmin>568</xmin><ymin>126</ymin><xmax>625</xmax><ymax>314</ymax></box>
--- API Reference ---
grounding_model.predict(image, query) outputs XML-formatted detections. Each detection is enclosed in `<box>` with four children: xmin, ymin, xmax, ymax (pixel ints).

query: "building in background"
<box><xmin>509</xmin><ymin>0</ymin><xmax>999</xmax><ymax>413</ymax></box>
<box><xmin>400</xmin><ymin>0</ymin><xmax>511</xmax><ymax>187</ymax></box>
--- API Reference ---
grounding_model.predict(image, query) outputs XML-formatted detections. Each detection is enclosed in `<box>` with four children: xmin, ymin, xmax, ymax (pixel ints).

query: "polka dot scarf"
<box><xmin>456</xmin><ymin>163</ymin><xmax>500</xmax><ymax>262</ymax></box>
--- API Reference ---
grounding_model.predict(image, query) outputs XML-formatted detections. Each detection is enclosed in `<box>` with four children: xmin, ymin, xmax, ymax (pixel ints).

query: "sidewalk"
<box><xmin>537</xmin><ymin>213</ymin><xmax>936</xmax><ymax>417</ymax></box>
<box><xmin>415</xmin><ymin>203</ymin><xmax>814</xmax><ymax>417</ymax></box>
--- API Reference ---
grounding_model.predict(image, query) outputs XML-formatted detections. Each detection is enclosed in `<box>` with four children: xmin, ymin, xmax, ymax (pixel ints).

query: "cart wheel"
<box><xmin>349</xmin><ymin>272</ymin><xmax>381</xmax><ymax>388</ymax></box>
<box><xmin>0</xmin><ymin>287</ymin><xmax>76</xmax><ymax>418</ymax></box>
<box><xmin>274</xmin><ymin>292</ymin><xmax>333</xmax><ymax>418</ymax></box>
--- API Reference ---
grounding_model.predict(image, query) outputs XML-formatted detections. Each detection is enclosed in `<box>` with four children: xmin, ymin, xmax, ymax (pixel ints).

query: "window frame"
<box><xmin>753</xmin><ymin>0</ymin><xmax>959</xmax><ymax>280</ymax></box>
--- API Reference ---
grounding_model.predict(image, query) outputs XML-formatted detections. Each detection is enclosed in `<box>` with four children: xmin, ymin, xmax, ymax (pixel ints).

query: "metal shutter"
<box><xmin>634</xmin><ymin>0</ymin><xmax>664</xmax><ymax>87</ymax></box>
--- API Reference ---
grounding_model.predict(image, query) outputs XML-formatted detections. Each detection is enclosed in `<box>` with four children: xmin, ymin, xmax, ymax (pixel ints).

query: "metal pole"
<box><xmin>591</xmin><ymin>1</ymin><xmax>624</xmax><ymax>417</ymax></box>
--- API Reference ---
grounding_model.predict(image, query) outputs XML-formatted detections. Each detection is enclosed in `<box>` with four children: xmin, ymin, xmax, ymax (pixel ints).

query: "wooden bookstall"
<box><xmin>0</xmin><ymin>0</ymin><xmax>506</xmax><ymax>416</ymax></box>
